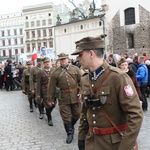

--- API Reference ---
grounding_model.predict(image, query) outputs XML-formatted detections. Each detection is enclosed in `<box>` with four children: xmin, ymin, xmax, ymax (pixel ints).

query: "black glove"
<box><xmin>78</xmin><ymin>140</ymin><xmax>85</xmax><ymax>150</ymax></box>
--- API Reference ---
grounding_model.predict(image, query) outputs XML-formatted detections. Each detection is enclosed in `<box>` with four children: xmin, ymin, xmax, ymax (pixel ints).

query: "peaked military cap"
<box><xmin>37</xmin><ymin>58</ymin><xmax>42</xmax><ymax>63</ymax></box>
<box><xmin>57</xmin><ymin>53</ymin><xmax>69</xmax><ymax>60</ymax></box>
<box><xmin>42</xmin><ymin>57</ymin><xmax>50</xmax><ymax>63</ymax></box>
<box><xmin>71</xmin><ymin>34</ymin><xmax>106</xmax><ymax>55</ymax></box>
<box><xmin>26</xmin><ymin>61</ymin><xmax>32</xmax><ymax>65</ymax></box>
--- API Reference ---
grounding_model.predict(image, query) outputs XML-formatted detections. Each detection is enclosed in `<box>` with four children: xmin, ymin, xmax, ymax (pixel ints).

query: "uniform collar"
<box><xmin>61</xmin><ymin>65</ymin><xmax>69</xmax><ymax>70</ymax></box>
<box><xmin>44</xmin><ymin>67</ymin><xmax>50</xmax><ymax>71</ymax></box>
<box><xmin>90</xmin><ymin>60</ymin><xmax>109</xmax><ymax>80</ymax></box>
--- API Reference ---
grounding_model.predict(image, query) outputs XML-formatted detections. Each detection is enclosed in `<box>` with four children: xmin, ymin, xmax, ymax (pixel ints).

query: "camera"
<box><xmin>84</xmin><ymin>94</ymin><xmax>106</xmax><ymax>108</ymax></box>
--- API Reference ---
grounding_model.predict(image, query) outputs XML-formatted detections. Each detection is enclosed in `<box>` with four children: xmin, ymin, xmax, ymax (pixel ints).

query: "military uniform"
<box><xmin>71</xmin><ymin>35</ymin><xmax>143</xmax><ymax>150</ymax></box>
<box><xmin>29</xmin><ymin>58</ymin><xmax>44</xmax><ymax>118</ymax></box>
<box><xmin>47</xmin><ymin>53</ymin><xmax>82</xmax><ymax>144</ymax></box>
<box><xmin>36</xmin><ymin>57</ymin><xmax>55</xmax><ymax>126</ymax></box>
<box><xmin>21</xmin><ymin>61</ymin><xmax>33</xmax><ymax>112</ymax></box>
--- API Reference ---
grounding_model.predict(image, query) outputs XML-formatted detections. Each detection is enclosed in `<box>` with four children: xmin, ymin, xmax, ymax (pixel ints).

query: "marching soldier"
<box><xmin>21</xmin><ymin>61</ymin><xmax>33</xmax><ymax>112</ymax></box>
<box><xmin>36</xmin><ymin>57</ymin><xmax>55</xmax><ymax>126</ymax></box>
<box><xmin>71</xmin><ymin>35</ymin><xmax>143</xmax><ymax>150</ymax></box>
<box><xmin>47</xmin><ymin>53</ymin><xmax>82</xmax><ymax>144</ymax></box>
<box><xmin>29</xmin><ymin>58</ymin><xmax>44</xmax><ymax>119</ymax></box>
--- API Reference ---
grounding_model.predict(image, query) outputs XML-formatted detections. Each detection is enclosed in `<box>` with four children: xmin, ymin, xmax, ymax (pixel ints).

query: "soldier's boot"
<box><xmin>46</xmin><ymin>108</ymin><xmax>53</xmax><ymax>126</ymax></box>
<box><xmin>38</xmin><ymin>104</ymin><xmax>43</xmax><ymax>119</ymax></box>
<box><xmin>29</xmin><ymin>98</ymin><xmax>33</xmax><ymax>112</ymax></box>
<box><xmin>64</xmin><ymin>123</ymin><xmax>74</xmax><ymax>144</ymax></box>
<box><xmin>72</xmin><ymin>118</ymin><xmax>78</xmax><ymax>134</ymax></box>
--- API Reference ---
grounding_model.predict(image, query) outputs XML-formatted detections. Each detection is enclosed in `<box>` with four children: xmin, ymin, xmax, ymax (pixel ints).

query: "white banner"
<box><xmin>40</xmin><ymin>47</ymin><xmax>55</xmax><ymax>59</ymax></box>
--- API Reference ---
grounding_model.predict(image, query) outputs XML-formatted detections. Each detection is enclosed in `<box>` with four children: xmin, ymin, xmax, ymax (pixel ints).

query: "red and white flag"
<box><xmin>31</xmin><ymin>48</ymin><xmax>38</xmax><ymax>66</ymax></box>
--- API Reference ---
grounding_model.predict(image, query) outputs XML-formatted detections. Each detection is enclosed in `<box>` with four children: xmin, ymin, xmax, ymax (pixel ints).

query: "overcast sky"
<box><xmin>0</xmin><ymin>0</ymin><xmax>101</xmax><ymax>15</ymax></box>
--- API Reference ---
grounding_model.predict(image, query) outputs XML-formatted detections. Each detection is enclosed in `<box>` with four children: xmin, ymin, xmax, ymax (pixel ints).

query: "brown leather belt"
<box><xmin>42</xmin><ymin>84</ymin><xmax>47</xmax><ymax>87</ymax></box>
<box><xmin>89</xmin><ymin>124</ymin><xmax>127</xmax><ymax>135</ymax></box>
<box><xmin>61</xmin><ymin>86</ymin><xmax>77</xmax><ymax>93</ymax></box>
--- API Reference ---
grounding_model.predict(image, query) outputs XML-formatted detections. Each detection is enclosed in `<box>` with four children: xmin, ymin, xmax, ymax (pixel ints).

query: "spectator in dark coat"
<box><xmin>4</xmin><ymin>60</ymin><xmax>13</xmax><ymax>91</ymax></box>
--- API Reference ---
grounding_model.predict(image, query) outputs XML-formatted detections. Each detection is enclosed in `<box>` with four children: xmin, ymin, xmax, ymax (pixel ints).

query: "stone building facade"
<box><xmin>111</xmin><ymin>5</ymin><xmax>150</xmax><ymax>56</ymax></box>
<box><xmin>101</xmin><ymin>0</ymin><xmax>150</xmax><ymax>57</ymax></box>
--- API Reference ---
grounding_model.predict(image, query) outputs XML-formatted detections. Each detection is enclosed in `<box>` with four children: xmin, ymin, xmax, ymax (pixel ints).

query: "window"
<box><xmin>48</xmin><ymin>13</ymin><xmax>51</xmax><ymax>16</ymax></box>
<box><xmin>37</xmin><ymin>30</ymin><xmax>41</xmax><ymax>37</ymax></box>
<box><xmin>21</xmin><ymin>48</ymin><xmax>24</xmax><ymax>53</ymax></box>
<box><xmin>9</xmin><ymin>49</ymin><xmax>12</xmax><ymax>58</ymax></box>
<box><xmin>1</xmin><ymin>30</ymin><xmax>4</xmax><ymax>36</ymax></box>
<box><xmin>127</xmin><ymin>33</ymin><xmax>134</xmax><ymax>48</ymax></box>
<box><xmin>26</xmin><ymin>16</ymin><xmax>28</xmax><ymax>20</ymax></box>
<box><xmin>49</xmin><ymin>41</ymin><xmax>53</xmax><ymax>47</ymax></box>
<box><xmin>31</xmin><ymin>21</ymin><xmax>34</xmax><ymax>27</ymax></box>
<box><xmin>42</xmin><ymin>20</ymin><xmax>46</xmax><ymax>26</ymax></box>
<box><xmin>2</xmin><ymin>40</ymin><xmax>5</xmax><ymax>46</ymax></box>
<box><xmin>26</xmin><ymin>32</ymin><xmax>29</xmax><ymax>39</ymax></box>
<box><xmin>43</xmin><ymin>30</ymin><xmax>47</xmax><ymax>37</ymax></box>
<box><xmin>3</xmin><ymin>50</ymin><xmax>6</xmax><ymax>56</ymax></box>
<box><xmin>15</xmin><ymin>49</ymin><xmax>18</xmax><ymax>55</ymax></box>
<box><xmin>49</xmin><ymin>29</ymin><xmax>52</xmax><ymax>36</ymax></box>
<box><xmin>8</xmin><ymin>39</ymin><xmax>11</xmax><ymax>45</ymax></box>
<box><xmin>7</xmin><ymin>30</ymin><xmax>10</xmax><ymax>36</ymax></box>
<box><xmin>32</xmin><ymin>43</ymin><xmax>35</xmax><ymax>51</ymax></box>
<box><xmin>20</xmin><ymin>29</ymin><xmax>22</xmax><ymax>35</ymax></box>
<box><xmin>20</xmin><ymin>38</ymin><xmax>23</xmax><ymax>44</ymax></box>
<box><xmin>125</xmin><ymin>8</ymin><xmax>135</xmax><ymax>25</ymax></box>
<box><xmin>26</xmin><ymin>22</ymin><xmax>29</xmax><ymax>28</ymax></box>
<box><xmin>27</xmin><ymin>44</ymin><xmax>30</xmax><ymax>52</ymax></box>
<box><xmin>32</xmin><ymin>31</ymin><xmax>35</xmax><ymax>38</ymax></box>
<box><xmin>14</xmin><ymin>29</ymin><xmax>17</xmax><ymax>35</ymax></box>
<box><xmin>48</xmin><ymin>19</ymin><xmax>52</xmax><ymax>25</ymax></box>
<box><xmin>14</xmin><ymin>39</ymin><xmax>17</xmax><ymax>45</ymax></box>
<box><xmin>44</xmin><ymin>42</ymin><xmax>47</xmax><ymax>47</ymax></box>
<box><xmin>38</xmin><ymin>43</ymin><xmax>41</xmax><ymax>51</ymax></box>
<box><xmin>36</xmin><ymin>21</ymin><xmax>40</xmax><ymax>26</ymax></box>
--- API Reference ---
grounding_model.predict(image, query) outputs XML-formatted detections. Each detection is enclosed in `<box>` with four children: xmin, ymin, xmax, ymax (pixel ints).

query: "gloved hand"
<box><xmin>78</xmin><ymin>140</ymin><xmax>85</xmax><ymax>150</ymax></box>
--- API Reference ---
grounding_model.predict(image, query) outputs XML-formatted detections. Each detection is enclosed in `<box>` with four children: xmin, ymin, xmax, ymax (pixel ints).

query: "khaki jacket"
<box><xmin>78</xmin><ymin>61</ymin><xmax>143</xmax><ymax>150</ymax></box>
<box><xmin>47</xmin><ymin>65</ymin><xmax>82</xmax><ymax>105</ymax></box>
<box><xmin>36</xmin><ymin>67</ymin><xmax>55</xmax><ymax>98</ymax></box>
<box><xmin>21</xmin><ymin>68</ymin><xmax>31</xmax><ymax>91</ymax></box>
<box><xmin>29</xmin><ymin>66</ymin><xmax>41</xmax><ymax>91</ymax></box>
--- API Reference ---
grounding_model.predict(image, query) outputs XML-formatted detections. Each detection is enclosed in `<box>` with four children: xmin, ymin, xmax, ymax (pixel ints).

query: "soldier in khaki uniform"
<box><xmin>47</xmin><ymin>53</ymin><xmax>82</xmax><ymax>144</ymax></box>
<box><xmin>22</xmin><ymin>61</ymin><xmax>33</xmax><ymax>112</ymax></box>
<box><xmin>71</xmin><ymin>35</ymin><xmax>143</xmax><ymax>150</ymax></box>
<box><xmin>29</xmin><ymin>58</ymin><xmax>44</xmax><ymax>119</ymax></box>
<box><xmin>36</xmin><ymin>57</ymin><xmax>55</xmax><ymax>126</ymax></box>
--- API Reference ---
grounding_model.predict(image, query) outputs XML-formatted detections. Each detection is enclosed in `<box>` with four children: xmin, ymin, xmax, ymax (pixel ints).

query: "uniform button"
<box><xmin>93</xmin><ymin>107</ymin><xmax>96</xmax><ymax>110</ymax></box>
<box><xmin>102</xmin><ymin>92</ymin><xmax>104</xmax><ymax>94</ymax></box>
<box><xmin>84</xmin><ymin>119</ymin><xmax>86</xmax><ymax>121</ymax></box>
<box><xmin>93</xmin><ymin>121</ymin><xmax>96</xmax><ymax>124</ymax></box>
<box><xmin>93</xmin><ymin>114</ymin><xmax>95</xmax><ymax>117</ymax></box>
<box><xmin>92</xmin><ymin>84</ymin><xmax>94</xmax><ymax>87</ymax></box>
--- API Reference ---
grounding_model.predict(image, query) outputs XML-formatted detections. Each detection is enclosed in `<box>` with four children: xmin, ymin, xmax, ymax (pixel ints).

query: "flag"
<box><xmin>31</xmin><ymin>48</ymin><xmax>38</xmax><ymax>66</ymax></box>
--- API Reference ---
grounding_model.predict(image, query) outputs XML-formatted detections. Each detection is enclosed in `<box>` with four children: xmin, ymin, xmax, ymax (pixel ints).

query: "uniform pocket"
<box><xmin>98</xmin><ymin>86</ymin><xmax>110</xmax><ymax>105</ymax></box>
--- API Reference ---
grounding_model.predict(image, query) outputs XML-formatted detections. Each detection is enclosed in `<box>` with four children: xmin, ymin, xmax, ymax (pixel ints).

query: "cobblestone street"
<box><xmin>0</xmin><ymin>90</ymin><xmax>149</xmax><ymax>150</ymax></box>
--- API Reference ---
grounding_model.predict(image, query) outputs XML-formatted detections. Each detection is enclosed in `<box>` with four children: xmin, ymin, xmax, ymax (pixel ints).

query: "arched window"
<box><xmin>124</xmin><ymin>8</ymin><xmax>135</xmax><ymax>25</ymax></box>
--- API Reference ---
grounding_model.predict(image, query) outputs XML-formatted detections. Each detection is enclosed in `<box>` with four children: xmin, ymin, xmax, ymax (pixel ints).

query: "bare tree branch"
<box><xmin>68</xmin><ymin>0</ymin><xmax>87</xmax><ymax>18</ymax></box>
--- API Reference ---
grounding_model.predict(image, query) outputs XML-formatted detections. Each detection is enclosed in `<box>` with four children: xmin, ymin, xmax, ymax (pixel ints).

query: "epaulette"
<box><xmin>109</xmin><ymin>66</ymin><xmax>123</xmax><ymax>74</ymax></box>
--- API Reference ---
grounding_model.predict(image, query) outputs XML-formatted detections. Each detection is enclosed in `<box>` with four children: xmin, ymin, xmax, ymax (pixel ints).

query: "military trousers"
<box><xmin>59</xmin><ymin>102</ymin><xmax>81</xmax><ymax>124</ymax></box>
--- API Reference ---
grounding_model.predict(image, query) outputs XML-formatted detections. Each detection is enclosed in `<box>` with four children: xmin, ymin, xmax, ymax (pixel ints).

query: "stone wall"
<box><xmin>109</xmin><ymin>5</ymin><xmax>150</xmax><ymax>57</ymax></box>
